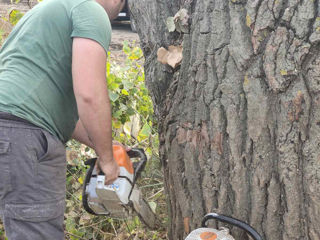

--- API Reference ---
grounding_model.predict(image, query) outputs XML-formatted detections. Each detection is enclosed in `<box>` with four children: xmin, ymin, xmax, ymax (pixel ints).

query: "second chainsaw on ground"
<box><xmin>185</xmin><ymin>213</ymin><xmax>262</xmax><ymax>240</ymax></box>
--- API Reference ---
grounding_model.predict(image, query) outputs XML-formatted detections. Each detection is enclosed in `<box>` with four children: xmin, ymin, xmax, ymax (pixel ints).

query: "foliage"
<box><xmin>109</xmin><ymin>42</ymin><xmax>156</xmax><ymax>146</ymax></box>
<box><xmin>8</xmin><ymin>10</ymin><xmax>24</xmax><ymax>26</ymax></box>
<box><xmin>0</xmin><ymin>9</ymin><xmax>23</xmax><ymax>46</ymax></box>
<box><xmin>0</xmin><ymin>29</ymin><xmax>5</xmax><ymax>44</ymax></box>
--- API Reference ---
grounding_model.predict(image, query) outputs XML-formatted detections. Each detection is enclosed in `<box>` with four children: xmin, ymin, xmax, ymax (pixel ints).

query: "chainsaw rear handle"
<box><xmin>127</xmin><ymin>148</ymin><xmax>147</xmax><ymax>182</ymax></box>
<box><xmin>201</xmin><ymin>213</ymin><xmax>263</xmax><ymax>240</ymax></box>
<box><xmin>82</xmin><ymin>157</ymin><xmax>98</xmax><ymax>215</ymax></box>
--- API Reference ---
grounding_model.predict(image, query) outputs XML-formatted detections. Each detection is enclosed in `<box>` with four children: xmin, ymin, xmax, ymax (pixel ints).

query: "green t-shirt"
<box><xmin>0</xmin><ymin>0</ymin><xmax>111</xmax><ymax>143</ymax></box>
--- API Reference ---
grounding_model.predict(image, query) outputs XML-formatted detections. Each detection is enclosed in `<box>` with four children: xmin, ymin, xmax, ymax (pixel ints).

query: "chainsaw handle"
<box><xmin>82</xmin><ymin>158</ymin><xmax>98</xmax><ymax>215</ymax></box>
<box><xmin>84</xmin><ymin>158</ymin><xmax>105</xmax><ymax>176</ymax></box>
<box><xmin>84</xmin><ymin>147</ymin><xmax>147</xmax><ymax>180</ymax></box>
<box><xmin>127</xmin><ymin>148</ymin><xmax>147</xmax><ymax>181</ymax></box>
<box><xmin>84</xmin><ymin>157</ymin><xmax>97</xmax><ymax>167</ymax></box>
<box><xmin>201</xmin><ymin>213</ymin><xmax>263</xmax><ymax>240</ymax></box>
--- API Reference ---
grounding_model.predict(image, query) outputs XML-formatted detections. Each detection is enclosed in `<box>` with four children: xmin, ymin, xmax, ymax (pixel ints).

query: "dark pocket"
<box><xmin>35</xmin><ymin>130</ymin><xmax>66</xmax><ymax>200</ymax></box>
<box><xmin>0</xmin><ymin>140</ymin><xmax>12</xmax><ymax>199</ymax></box>
<box><xmin>37</xmin><ymin>130</ymin><xmax>64</xmax><ymax>163</ymax></box>
<box><xmin>30</xmin><ymin>129</ymin><xmax>49</xmax><ymax>164</ymax></box>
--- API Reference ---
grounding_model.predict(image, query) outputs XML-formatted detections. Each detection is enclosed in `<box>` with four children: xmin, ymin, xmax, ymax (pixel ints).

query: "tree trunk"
<box><xmin>129</xmin><ymin>0</ymin><xmax>320</xmax><ymax>239</ymax></box>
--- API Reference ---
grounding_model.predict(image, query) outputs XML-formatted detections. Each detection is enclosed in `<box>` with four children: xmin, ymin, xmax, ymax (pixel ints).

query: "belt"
<box><xmin>0</xmin><ymin>111</ymin><xmax>38</xmax><ymax>127</ymax></box>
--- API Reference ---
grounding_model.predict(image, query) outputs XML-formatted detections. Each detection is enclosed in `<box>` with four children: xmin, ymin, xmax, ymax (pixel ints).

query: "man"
<box><xmin>0</xmin><ymin>0</ymin><xmax>125</xmax><ymax>238</ymax></box>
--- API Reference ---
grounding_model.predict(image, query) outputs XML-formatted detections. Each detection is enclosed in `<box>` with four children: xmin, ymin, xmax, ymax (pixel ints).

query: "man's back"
<box><xmin>0</xmin><ymin>0</ymin><xmax>111</xmax><ymax>142</ymax></box>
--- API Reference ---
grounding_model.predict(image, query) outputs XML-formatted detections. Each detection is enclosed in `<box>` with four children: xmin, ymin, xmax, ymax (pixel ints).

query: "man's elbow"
<box><xmin>75</xmin><ymin>91</ymin><xmax>97</xmax><ymax>106</ymax></box>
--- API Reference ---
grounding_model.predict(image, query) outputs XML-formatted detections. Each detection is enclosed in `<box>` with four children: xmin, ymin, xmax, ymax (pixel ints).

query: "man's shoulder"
<box><xmin>33</xmin><ymin>0</ymin><xmax>98</xmax><ymax>14</ymax></box>
<box><xmin>70</xmin><ymin>0</ymin><xmax>106</xmax><ymax>16</ymax></box>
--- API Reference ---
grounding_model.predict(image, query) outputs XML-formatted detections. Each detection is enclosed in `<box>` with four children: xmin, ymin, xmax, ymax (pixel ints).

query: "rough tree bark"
<box><xmin>129</xmin><ymin>0</ymin><xmax>320</xmax><ymax>239</ymax></box>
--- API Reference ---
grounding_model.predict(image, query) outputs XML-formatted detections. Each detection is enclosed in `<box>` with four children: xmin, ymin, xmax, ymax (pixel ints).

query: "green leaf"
<box><xmin>146</xmin><ymin>147</ymin><xmax>152</xmax><ymax>155</ymax></box>
<box><xmin>123</xmin><ymin>80</ymin><xmax>134</xmax><ymax>90</ymax></box>
<box><xmin>166</xmin><ymin>17</ymin><xmax>175</xmax><ymax>32</ymax></box>
<box><xmin>78</xmin><ymin>177</ymin><xmax>83</xmax><ymax>184</ymax></box>
<box><xmin>113</xmin><ymin>110</ymin><xmax>122</xmax><ymax>119</ymax></box>
<box><xmin>9</xmin><ymin>10</ymin><xmax>23</xmax><ymax>26</ymax></box>
<box><xmin>108</xmin><ymin>90</ymin><xmax>119</xmax><ymax>102</ymax></box>
<box><xmin>139</xmin><ymin>123</ymin><xmax>152</xmax><ymax>138</ymax></box>
<box><xmin>121</xmin><ymin>89</ymin><xmax>129</xmax><ymax>95</ymax></box>
<box><xmin>127</xmin><ymin>107</ymin><xmax>135</xmax><ymax>116</ymax></box>
<box><xmin>122</xmin><ymin>40</ymin><xmax>131</xmax><ymax>55</ymax></box>
<box><xmin>120</xmin><ymin>103</ymin><xmax>128</xmax><ymax>111</ymax></box>
<box><xmin>107</xmin><ymin>73</ymin><xmax>115</xmax><ymax>84</ymax></box>
<box><xmin>109</xmin><ymin>82</ymin><xmax>120</xmax><ymax>90</ymax></box>
<box><xmin>129</xmin><ymin>47</ymin><xmax>143</xmax><ymax>60</ymax></box>
<box><xmin>113</xmin><ymin>120</ymin><xmax>122</xmax><ymax>129</ymax></box>
<box><xmin>124</xmin><ymin>121</ymin><xmax>131</xmax><ymax>137</ymax></box>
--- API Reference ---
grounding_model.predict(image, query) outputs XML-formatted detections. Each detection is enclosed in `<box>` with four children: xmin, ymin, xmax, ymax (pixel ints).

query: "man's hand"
<box><xmin>97</xmin><ymin>156</ymin><xmax>120</xmax><ymax>184</ymax></box>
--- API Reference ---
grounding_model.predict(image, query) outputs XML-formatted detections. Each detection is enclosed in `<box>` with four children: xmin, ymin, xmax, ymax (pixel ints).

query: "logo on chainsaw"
<box><xmin>107</xmin><ymin>183</ymin><xmax>120</xmax><ymax>191</ymax></box>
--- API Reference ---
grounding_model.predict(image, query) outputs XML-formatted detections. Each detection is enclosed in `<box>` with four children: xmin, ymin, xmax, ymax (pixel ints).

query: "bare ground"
<box><xmin>109</xmin><ymin>21</ymin><xmax>140</xmax><ymax>64</ymax></box>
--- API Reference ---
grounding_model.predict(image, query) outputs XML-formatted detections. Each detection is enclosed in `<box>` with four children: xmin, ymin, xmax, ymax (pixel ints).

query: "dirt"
<box><xmin>109</xmin><ymin>21</ymin><xmax>140</xmax><ymax>64</ymax></box>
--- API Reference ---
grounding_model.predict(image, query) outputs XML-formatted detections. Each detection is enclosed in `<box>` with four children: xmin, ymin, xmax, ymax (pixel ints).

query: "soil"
<box><xmin>109</xmin><ymin>21</ymin><xmax>140</xmax><ymax>64</ymax></box>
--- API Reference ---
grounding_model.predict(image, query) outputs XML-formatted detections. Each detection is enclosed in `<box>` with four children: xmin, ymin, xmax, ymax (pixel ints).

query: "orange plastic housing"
<box><xmin>113</xmin><ymin>145</ymin><xmax>134</xmax><ymax>174</ymax></box>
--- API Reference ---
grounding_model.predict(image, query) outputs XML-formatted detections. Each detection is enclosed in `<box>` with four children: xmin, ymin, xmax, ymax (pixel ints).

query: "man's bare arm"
<box><xmin>72</xmin><ymin>37</ymin><xmax>119</xmax><ymax>184</ymax></box>
<box><xmin>71</xmin><ymin>119</ymin><xmax>94</xmax><ymax>149</ymax></box>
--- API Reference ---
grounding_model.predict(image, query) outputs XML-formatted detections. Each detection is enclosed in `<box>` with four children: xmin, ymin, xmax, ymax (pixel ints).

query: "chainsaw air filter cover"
<box><xmin>185</xmin><ymin>228</ymin><xmax>235</xmax><ymax>240</ymax></box>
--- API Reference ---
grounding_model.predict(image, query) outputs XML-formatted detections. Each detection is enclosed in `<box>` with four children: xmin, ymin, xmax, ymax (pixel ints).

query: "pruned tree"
<box><xmin>129</xmin><ymin>0</ymin><xmax>320</xmax><ymax>239</ymax></box>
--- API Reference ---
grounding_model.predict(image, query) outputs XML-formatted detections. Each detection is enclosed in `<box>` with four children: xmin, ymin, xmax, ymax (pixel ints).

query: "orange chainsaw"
<box><xmin>82</xmin><ymin>145</ymin><xmax>157</xmax><ymax>229</ymax></box>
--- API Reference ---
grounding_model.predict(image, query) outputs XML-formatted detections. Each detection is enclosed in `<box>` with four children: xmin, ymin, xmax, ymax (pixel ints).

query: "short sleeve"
<box><xmin>71</xmin><ymin>0</ymin><xmax>111</xmax><ymax>52</ymax></box>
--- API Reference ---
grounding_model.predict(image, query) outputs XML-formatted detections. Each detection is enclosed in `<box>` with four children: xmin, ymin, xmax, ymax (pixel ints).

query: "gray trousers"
<box><xmin>0</xmin><ymin>114</ymin><xmax>66</xmax><ymax>240</ymax></box>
